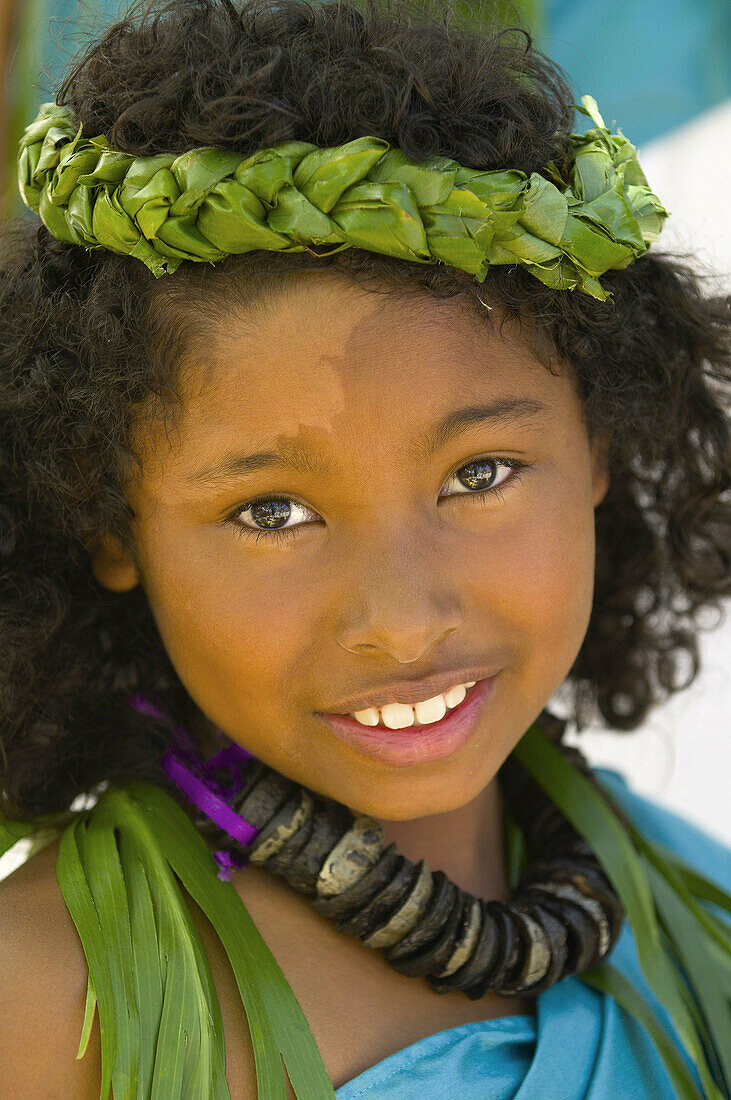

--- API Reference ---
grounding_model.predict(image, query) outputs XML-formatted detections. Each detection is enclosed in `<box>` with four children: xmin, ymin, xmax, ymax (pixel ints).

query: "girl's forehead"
<box><xmin>175</xmin><ymin>275</ymin><xmax>555</xmax><ymax>422</ymax></box>
<box><xmin>134</xmin><ymin>276</ymin><xmax>573</xmax><ymax>485</ymax></box>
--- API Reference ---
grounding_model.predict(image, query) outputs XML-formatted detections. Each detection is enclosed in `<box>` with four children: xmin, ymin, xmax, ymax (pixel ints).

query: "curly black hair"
<box><xmin>1</xmin><ymin>0</ymin><xmax>729</xmax><ymax>821</ymax></box>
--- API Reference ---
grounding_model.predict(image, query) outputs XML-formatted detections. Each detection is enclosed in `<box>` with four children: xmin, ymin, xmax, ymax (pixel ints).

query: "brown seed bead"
<box><xmin>337</xmin><ymin>856</ymin><xmax>418</xmax><ymax>937</ymax></box>
<box><xmin>311</xmin><ymin>843</ymin><xmax>401</xmax><ymax>922</ymax></box>
<box><xmin>511</xmin><ymin>902</ymin><xmax>569</xmax><ymax>994</ymax></box>
<box><xmin>385</xmin><ymin>873</ymin><xmax>457</xmax><ymax>961</ymax></box>
<box><xmin>247</xmin><ymin>789</ymin><xmax>315</xmax><ymax>865</ymax></box>
<box><xmin>435</xmin><ymin>896</ymin><xmax>483</xmax><ymax>979</ymax></box>
<box><xmin>519</xmin><ymin>887</ymin><xmax>603</xmax><ymax>974</ymax></box>
<box><xmin>427</xmin><ymin>900</ymin><xmax>500</xmax><ymax>995</ymax></box>
<box><xmin>531</xmin><ymin>815</ymin><xmax>585</xmax><ymax>860</ymax></box>
<box><xmin>495</xmin><ymin>905</ymin><xmax>553</xmax><ymax>994</ymax></box>
<box><xmin>463</xmin><ymin>901</ymin><xmax>521</xmax><ymax>999</ymax></box>
<box><xmin>264</xmin><ymin>812</ymin><xmax>316</xmax><ymax>880</ymax></box>
<box><xmin>522</xmin><ymin>880</ymin><xmax>611</xmax><ymax>959</ymax></box>
<box><xmin>232</xmin><ymin>758</ymin><xmax>269</xmax><ymax>807</ymax></box>
<box><xmin>559</xmin><ymin>838</ymin><xmax>596</xmax><ymax>860</ymax></box>
<box><xmin>520</xmin><ymin>859</ymin><xmax>623</xmax><ymax>945</ymax></box>
<box><xmin>570</xmin><ymin>865</ymin><xmax>624</xmax><ymax>944</ymax></box>
<box><xmin>362</xmin><ymin>861</ymin><xmax>434</xmax><ymax>949</ymax></box>
<box><xmin>282</xmin><ymin>801</ymin><xmax>355</xmax><ymax>896</ymax></box>
<box><xmin>234</xmin><ymin>769</ymin><xmax>299</xmax><ymax>833</ymax></box>
<box><xmin>316</xmin><ymin>816</ymin><xmax>384</xmax><ymax>898</ymax></box>
<box><xmin>194</xmin><ymin>762</ymin><xmax>266</xmax><ymax>835</ymax></box>
<box><xmin>387</xmin><ymin>884</ymin><xmax>469</xmax><ymax>978</ymax></box>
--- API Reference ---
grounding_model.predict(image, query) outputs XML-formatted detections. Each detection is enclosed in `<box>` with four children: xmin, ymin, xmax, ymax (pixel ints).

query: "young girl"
<box><xmin>1</xmin><ymin>0</ymin><xmax>729</xmax><ymax>1097</ymax></box>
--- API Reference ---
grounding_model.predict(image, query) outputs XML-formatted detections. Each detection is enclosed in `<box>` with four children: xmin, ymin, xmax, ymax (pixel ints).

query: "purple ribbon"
<box><xmin>127</xmin><ymin>694</ymin><xmax>260</xmax><ymax>881</ymax></box>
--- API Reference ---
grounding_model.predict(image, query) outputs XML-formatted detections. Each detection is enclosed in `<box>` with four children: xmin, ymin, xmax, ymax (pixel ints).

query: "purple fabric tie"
<box><xmin>127</xmin><ymin>694</ymin><xmax>260</xmax><ymax>881</ymax></box>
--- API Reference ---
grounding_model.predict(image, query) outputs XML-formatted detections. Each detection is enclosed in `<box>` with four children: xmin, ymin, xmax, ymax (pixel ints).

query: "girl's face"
<box><xmin>94</xmin><ymin>274</ymin><xmax>609</xmax><ymax>820</ymax></box>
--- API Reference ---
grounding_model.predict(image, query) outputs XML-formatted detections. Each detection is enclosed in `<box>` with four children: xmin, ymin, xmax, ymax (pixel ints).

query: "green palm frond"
<box><xmin>512</xmin><ymin>726</ymin><xmax>731</xmax><ymax>1100</ymax></box>
<box><xmin>52</xmin><ymin>783</ymin><xmax>336</xmax><ymax>1100</ymax></box>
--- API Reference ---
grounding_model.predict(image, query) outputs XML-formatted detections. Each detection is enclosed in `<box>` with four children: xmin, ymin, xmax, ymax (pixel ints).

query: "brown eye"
<box><xmin>248</xmin><ymin>498</ymin><xmax>293</xmax><ymax>530</ymax></box>
<box><xmin>441</xmin><ymin>457</ymin><xmax>527</xmax><ymax>500</ymax></box>
<box><xmin>230</xmin><ymin>496</ymin><xmax>318</xmax><ymax>542</ymax></box>
<box><xmin>225</xmin><ymin>456</ymin><xmax>531</xmax><ymax>547</ymax></box>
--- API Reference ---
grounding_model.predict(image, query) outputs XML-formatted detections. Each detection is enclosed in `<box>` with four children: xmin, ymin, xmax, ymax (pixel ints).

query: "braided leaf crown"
<box><xmin>17</xmin><ymin>95</ymin><xmax>667</xmax><ymax>300</ymax></box>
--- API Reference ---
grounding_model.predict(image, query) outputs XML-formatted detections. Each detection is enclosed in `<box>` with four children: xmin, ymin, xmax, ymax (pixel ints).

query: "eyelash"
<box><xmin>224</xmin><ymin>457</ymin><xmax>530</xmax><ymax>546</ymax></box>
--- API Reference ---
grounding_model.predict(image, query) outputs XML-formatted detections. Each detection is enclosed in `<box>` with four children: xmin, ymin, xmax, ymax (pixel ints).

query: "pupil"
<box><xmin>458</xmin><ymin>459</ymin><xmax>497</xmax><ymax>490</ymax></box>
<box><xmin>251</xmin><ymin>499</ymin><xmax>291</xmax><ymax>528</ymax></box>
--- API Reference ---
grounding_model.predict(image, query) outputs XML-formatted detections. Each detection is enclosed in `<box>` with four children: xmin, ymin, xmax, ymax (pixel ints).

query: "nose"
<box><xmin>334</xmin><ymin>529</ymin><xmax>464</xmax><ymax>663</ymax></box>
<box><xmin>336</xmin><ymin>622</ymin><xmax>460</xmax><ymax>663</ymax></box>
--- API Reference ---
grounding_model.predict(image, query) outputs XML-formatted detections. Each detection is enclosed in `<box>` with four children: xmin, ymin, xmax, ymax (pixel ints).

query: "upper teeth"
<box><xmin>351</xmin><ymin>681</ymin><xmax>477</xmax><ymax>729</ymax></box>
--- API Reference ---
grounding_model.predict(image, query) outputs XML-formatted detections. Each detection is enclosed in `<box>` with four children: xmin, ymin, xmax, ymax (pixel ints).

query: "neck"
<box><xmin>189</xmin><ymin>714</ymin><xmax>510</xmax><ymax>901</ymax></box>
<box><xmin>375</xmin><ymin>778</ymin><xmax>509</xmax><ymax>902</ymax></box>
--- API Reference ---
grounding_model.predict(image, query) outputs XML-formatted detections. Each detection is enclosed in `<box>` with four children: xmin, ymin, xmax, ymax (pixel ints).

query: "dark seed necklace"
<box><xmin>158</xmin><ymin>706</ymin><xmax>625</xmax><ymax>999</ymax></box>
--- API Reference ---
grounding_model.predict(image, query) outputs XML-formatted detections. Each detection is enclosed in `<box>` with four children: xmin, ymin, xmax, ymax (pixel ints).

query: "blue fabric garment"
<box><xmin>335</xmin><ymin>768</ymin><xmax>731</xmax><ymax>1098</ymax></box>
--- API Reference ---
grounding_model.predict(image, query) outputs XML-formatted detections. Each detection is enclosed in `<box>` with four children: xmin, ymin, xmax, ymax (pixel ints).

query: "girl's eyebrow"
<box><xmin>188</xmin><ymin>395</ymin><xmax>550</xmax><ymax>485</ymax></box>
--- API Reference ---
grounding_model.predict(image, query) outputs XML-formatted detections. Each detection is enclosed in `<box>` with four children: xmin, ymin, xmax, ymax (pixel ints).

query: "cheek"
<box><xmin>138</xmin><ymin>524</ymin><xmax>313</xmax><ymax>703</ymax></box>
<box><xmin>461</xmin><ymin>470</ymin><xmax>597</xmax><ymax>647</ymax></box>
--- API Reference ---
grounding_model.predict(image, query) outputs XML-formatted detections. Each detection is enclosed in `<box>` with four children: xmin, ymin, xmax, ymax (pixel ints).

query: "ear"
<box><xmin>91</xmin><ymin>534</ymin><xmax>141</xmax><ymax>592</ymax></box>
<box><xmin>590</xmin><ymin>428</ymin><xmax>611</xmax><ymax>508</ymax></box>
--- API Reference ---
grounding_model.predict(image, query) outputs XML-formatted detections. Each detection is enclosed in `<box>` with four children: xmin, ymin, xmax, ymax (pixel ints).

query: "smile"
<box><xmin>315</xmin><ymin>677</ymin><xmax>497</xmax><ymax>767</ymax></box>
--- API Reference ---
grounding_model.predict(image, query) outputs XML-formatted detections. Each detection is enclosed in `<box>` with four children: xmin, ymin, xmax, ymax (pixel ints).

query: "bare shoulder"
<box><xmin>0</xmin><ymin>836</ymin><xmax>290</xmax><ymax>1099</ymax></box>
<box><xmin>0</xmin><ymin>835</ymin><xmax>105</xmax><ymax>1098</ymax></box>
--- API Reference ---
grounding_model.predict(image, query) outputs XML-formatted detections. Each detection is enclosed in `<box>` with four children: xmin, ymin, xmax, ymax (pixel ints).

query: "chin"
<box><xmin>340</xmin><ymin>771</ymin><xmax>492</xmax><ymax>822</ymax></box>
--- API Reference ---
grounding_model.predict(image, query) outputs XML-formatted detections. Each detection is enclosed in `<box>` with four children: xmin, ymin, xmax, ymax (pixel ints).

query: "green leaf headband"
<box><xmin>17</xmin><ymin>95</ymin><xmax>668</xmax><ymax>300</ymax></box>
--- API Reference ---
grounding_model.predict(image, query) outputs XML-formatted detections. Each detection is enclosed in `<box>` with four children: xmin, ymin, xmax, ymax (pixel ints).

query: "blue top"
<box><xmin>335</xmin><ymin>769</ymin><xmax>731</xmax><ymax>1099</ymax></box>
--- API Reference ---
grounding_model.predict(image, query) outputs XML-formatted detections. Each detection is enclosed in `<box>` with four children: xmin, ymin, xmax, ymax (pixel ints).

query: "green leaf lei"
<box><xmin>17</xmin><ymin>95</ymin><xmax>667</xmax><ymax>300</ymax></box>
<box><xmin>2</xmin><ymin>724</ymin><xmax>729</xmax><ymax>1098</ymax></box>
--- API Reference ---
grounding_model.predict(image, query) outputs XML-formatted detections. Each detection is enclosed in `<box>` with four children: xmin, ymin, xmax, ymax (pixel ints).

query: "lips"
<box><xmin>320</xmin><ymin>664</ymin><xmax>505</xmax><ymax>714</ymax></box>
<box><xmin>316</xmin><ymin>676</ymin><xmax>497</xmax><ymax>767</ymax></box>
